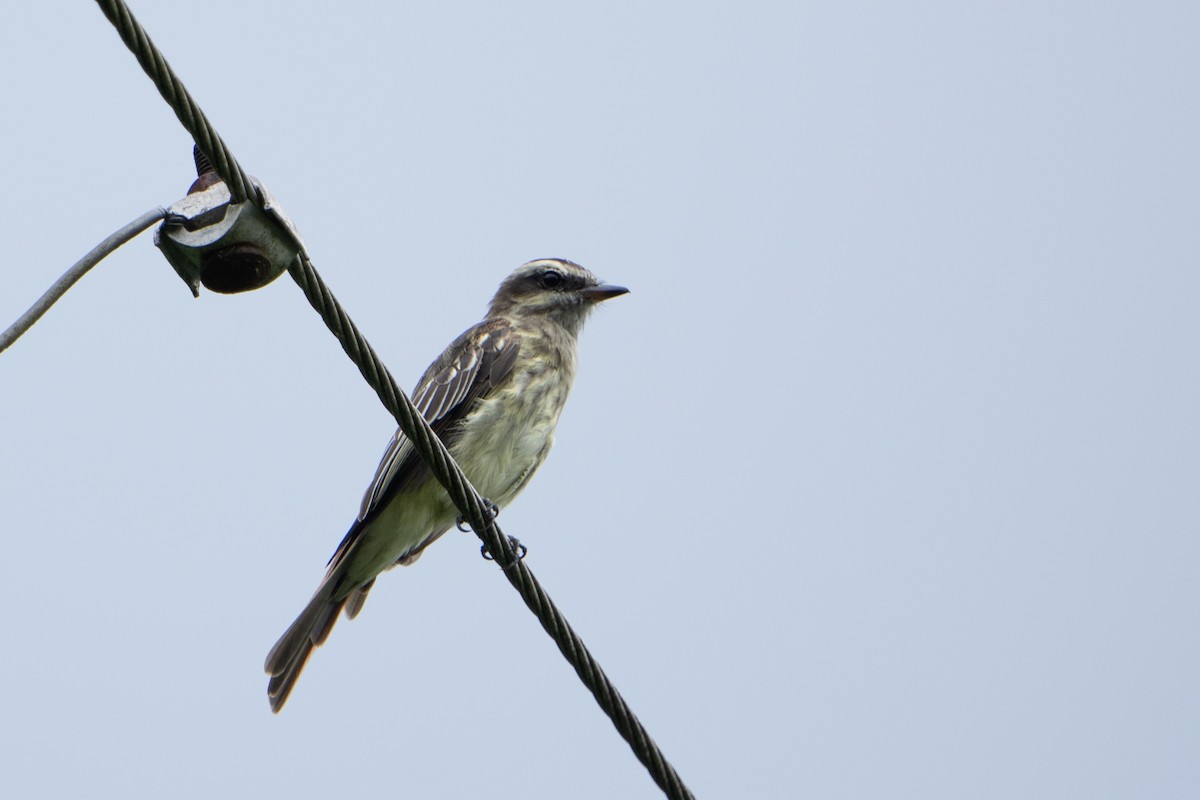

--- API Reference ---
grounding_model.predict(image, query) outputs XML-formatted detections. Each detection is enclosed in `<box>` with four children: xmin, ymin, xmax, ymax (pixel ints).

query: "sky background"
<box><xmin>2</xmin><ymin>2</ymin><xmax>1198</xmax><ymax>798</ymax></box>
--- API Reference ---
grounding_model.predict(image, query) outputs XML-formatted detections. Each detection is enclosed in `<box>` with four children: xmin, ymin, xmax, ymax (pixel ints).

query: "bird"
<box><xmin>264</xmin><ymin>258</ymin><xmax>628</xmax><ymax>712</ymax></box>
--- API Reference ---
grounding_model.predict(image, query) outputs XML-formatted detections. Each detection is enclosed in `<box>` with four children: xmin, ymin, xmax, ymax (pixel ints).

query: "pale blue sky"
<box><xmin>2</xmin><ymin>2</ymin><xmax>1198</xmax><ymax>798</ymax></box>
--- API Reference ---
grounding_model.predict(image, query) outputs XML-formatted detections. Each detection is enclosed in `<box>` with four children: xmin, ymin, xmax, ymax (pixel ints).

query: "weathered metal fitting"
<box><xmin>188</xmin><ymin>147</ymin><xmax>222</xmax><ymax>195</ymax></box>
<box><xmin>155</xmin><ymin>157</ymin><xmax>305</xmax><ymax>296</ymax></box>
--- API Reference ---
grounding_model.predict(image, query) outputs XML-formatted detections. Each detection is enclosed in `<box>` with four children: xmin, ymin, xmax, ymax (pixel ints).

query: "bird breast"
<box><xmin>451</xmin><ymin>354</ymin><xmax>573</xmax><ymax>507</ymax></box>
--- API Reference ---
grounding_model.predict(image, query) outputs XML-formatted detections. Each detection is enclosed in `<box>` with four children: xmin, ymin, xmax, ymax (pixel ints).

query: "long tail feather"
<box><xmin>264</xmin><ymin>580</ymin><xmax>347</xmax><ymax>713</ymax></box>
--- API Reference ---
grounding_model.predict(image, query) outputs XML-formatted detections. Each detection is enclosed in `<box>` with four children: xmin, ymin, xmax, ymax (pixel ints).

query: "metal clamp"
<box><xmin>155</xmin><ymin>148</ymin><xmax>305</xmax><ymax>296</ymax></box>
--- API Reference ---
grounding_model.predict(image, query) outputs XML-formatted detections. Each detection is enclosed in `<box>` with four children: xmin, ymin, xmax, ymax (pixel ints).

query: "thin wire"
<box><xmin>93</xmin><ymin>3</ymin><xmax>695</xmax><ymax>797</ymax></box>
<box><xmin>0</xmin><ymin>207</ymin><xmax>166</xmax><ymax>354</ymax></box>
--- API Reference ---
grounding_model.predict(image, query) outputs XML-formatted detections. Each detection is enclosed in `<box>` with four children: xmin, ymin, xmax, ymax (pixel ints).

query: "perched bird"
<box><xmin>264</xmin><ymin>258</ymin><xmax>628</xmax><ymax>712</ymax></box>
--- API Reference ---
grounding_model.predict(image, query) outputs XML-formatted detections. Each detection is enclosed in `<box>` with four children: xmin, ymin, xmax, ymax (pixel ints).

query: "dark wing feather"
<box><xmin>356</xmin><ymin>338</ymin><xmax>484</xmax><ymax>520</ymax></box>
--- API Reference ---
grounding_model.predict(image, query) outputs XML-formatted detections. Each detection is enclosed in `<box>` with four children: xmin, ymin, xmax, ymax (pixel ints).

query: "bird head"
<box><xmin>487</xmin><ymin>259</ymin><xmax>628</xmax><ymax>333</ymax></box>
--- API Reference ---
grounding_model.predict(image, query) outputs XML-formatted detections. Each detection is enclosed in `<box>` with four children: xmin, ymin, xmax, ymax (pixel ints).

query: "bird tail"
<box><xmin>264</xmin><ymin>577</ymin><xmax>349</xmax><ymax>713</ymax></box>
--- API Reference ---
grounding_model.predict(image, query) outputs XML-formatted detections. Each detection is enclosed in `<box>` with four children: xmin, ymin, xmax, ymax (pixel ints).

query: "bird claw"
<box><xmin>482</xmin><ymin>535</ymin><xmax>527</xmax><ymax>567</ymax></box>
<box><xmin>456</xmin><ymin>498</ymin><xmax>499</xmax><ymax>532</ymax></box>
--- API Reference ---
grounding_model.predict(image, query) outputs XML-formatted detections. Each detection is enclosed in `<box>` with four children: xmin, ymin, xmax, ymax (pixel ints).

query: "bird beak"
<box><xmin>582</xmin><ymin>283</ymin><xmax>629</xmax><ymax>303</ymax></box>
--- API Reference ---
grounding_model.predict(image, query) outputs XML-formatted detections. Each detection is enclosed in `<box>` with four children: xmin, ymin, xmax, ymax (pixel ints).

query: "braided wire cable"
<box><xmin>94</xmin><ymin>2</ymin><xmax>694</xmax><ymax>797</ymax></box>
<box><xmin>94</xmin><ymin>0</ymin><xmax>254</xmax><ymax>204</ymax></box>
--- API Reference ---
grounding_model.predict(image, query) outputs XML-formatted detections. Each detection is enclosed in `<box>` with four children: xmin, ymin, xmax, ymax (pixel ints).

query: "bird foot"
<box><xmin>482</xmin><ymin>535</ymin><xmax>528</xmax><ymax>567</ymax></box>
<box><xmin>456</xmin><ymin>498</ymin><xmax>499</xmax><ymax>532</ymax></box>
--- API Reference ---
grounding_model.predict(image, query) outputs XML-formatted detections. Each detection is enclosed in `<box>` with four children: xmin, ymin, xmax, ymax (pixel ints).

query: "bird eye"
<box><xmin>540</xmin><ymin>269</ymin><xmax>564</xmax><ymax>289</ymax></box>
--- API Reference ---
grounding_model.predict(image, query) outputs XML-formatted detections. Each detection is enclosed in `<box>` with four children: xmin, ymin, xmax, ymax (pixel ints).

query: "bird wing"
<box><xmin>357</xmin><ymin>317</ymin><xmax>519</xmax><ymax>521</ymax></box>
<box><xmin>319</xmin><ymin>317</ymin><xmax>520</xmax><ymax>574</ymax></box>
